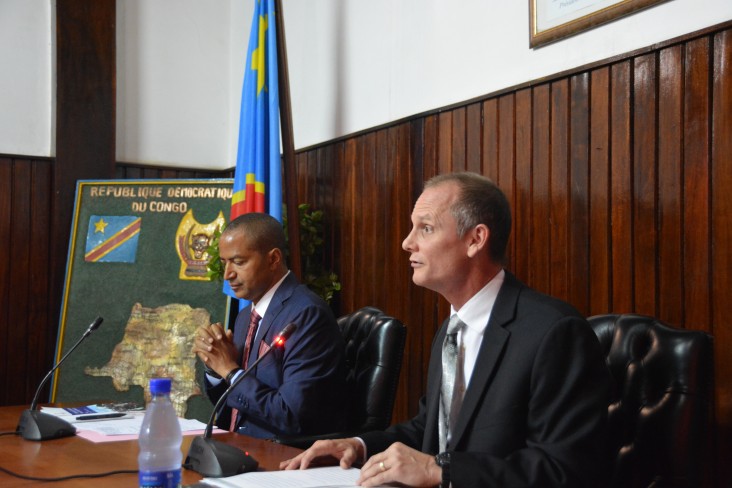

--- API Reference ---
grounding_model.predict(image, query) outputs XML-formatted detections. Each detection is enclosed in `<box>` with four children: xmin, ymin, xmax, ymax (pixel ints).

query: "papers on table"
<box><xmin>200</xmin><ymin>466</ymin><xmax>374</xmax><ymax>488</ymax></box>
<box><xmin>40</xmin><ymin>405</ymin><xmax>215</xmax><ymax>442</ymax></box>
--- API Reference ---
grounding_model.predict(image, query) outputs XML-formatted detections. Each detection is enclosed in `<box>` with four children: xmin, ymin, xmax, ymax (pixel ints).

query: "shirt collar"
<box><xmin>451</xmin><ymin>268</ymin><xmax>505</xmax><ymax>334</ymax></box>
<box><xmin>252</xmin><ymin>270</ymin><xmax>290</xmax><ymax>318</ymax></box>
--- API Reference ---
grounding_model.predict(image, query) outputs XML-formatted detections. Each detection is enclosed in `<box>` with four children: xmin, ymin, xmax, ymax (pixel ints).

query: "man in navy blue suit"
<box><xmin>193</xmin><ymin>212</ymin><xmax>346</xmax><ymax>439</ymax></box>
<box><xmin>281</xmin><ymin>173</ymin><xmax>609</xmax><ymax>487</ymax></box>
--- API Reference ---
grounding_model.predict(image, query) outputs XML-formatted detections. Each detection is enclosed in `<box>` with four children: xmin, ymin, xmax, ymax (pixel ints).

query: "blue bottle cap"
<box><xmin>149</xmin><ymin>377</ymin><xmax>172</xmax><ymax>394</ymax></box>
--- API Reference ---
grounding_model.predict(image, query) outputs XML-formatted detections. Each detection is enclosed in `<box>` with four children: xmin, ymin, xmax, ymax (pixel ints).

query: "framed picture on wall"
<box><xmin>529</xmin><ymin>0</ymin><xmax>671</xmax><ymax>48</ymax></box>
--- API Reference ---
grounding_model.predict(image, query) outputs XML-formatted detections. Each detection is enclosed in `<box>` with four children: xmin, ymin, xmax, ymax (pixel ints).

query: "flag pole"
<box><xmin>274</xmin><ymin>0</ymin><xmax>302</xmax><ymax>280</ymax></box>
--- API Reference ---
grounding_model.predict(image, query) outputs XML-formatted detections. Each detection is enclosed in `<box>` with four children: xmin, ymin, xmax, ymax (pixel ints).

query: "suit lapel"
<box><xmin>423</xmin><ymin>321</ymin><xmax>447</xmax><ymax>452</ymax></box>
<box><xmin>448</xmin><ymin>272</ymin><xmax>522</xmax><ymax>448</ymax></box>
<box><xmin>252</xmin><ymin>273</ymin><xmax>297</xmax><ymax>354</ymax></box>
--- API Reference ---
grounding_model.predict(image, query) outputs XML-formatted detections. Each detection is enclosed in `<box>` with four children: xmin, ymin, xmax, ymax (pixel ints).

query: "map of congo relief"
<box><xmin>85</xmin><ymin>302</ymin><xmax>209</xmax><ymax>417</ymax></box>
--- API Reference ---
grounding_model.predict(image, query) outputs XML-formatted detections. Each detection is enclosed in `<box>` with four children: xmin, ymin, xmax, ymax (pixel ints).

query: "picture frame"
<box><xmin>529</xmin><ymin>0</ymin><xmax>671</xmax><ymax>48</ymax></box>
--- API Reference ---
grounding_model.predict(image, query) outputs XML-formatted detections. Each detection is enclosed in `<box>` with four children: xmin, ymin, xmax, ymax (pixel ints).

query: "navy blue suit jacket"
<box><xmin>206</xmin><ymin>272</ymin><xmax>347</xmax><ymax>439</ymax></box>
<box><xmin>361</xmin><ymin>271</ymin><xmax>610</xmax><ymax>487</ymax></box>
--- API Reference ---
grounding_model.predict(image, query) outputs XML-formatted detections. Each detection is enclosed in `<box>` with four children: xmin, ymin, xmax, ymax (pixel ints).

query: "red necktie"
<box><xmin>230</xmin><ymin>309</ymin><xmax>261</xmax><ymax>432</ymax></box>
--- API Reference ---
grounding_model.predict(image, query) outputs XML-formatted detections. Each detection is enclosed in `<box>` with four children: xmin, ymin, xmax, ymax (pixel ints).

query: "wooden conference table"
<box><xmin>0</xmin><ymin>404</ymin><xmax>302</xmax><ymax>487</ymax></box>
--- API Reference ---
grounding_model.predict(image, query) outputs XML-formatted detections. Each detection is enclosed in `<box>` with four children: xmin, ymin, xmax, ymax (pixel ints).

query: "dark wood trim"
<box><xmin>52</xmin><ymin>0</ymin><xmax>117</xmax><ymax>359</ymax></box>
<box><xmin>275</xmin><ymin>0</ymin><xmax>302</xmax><ymax>280</ymax></box>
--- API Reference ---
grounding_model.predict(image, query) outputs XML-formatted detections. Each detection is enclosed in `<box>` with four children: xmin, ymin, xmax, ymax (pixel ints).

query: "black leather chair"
<box><xmin>273</xmin><ymin>306</ymin><xmax>407</xmax><ymax>448</ymax></box>
<box><xmin>587</xmin><ymin>313</ymin><xmax>713</xmax><ymax>488</ymax></box>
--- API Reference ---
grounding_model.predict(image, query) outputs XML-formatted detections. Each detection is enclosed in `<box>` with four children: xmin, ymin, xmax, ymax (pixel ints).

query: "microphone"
<box><xmin>185</xmin><ymin>323</ymin><xmax>297</xmax><ymax>477</ymax></box>
<box><xmin>16</xmin><ymin>316</ymin><xmax>104</xmax><ymax>441</ymax></box>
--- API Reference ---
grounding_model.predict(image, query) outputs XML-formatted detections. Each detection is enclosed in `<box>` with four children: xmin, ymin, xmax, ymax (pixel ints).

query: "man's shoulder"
<box><xmin>501</xmin><ymin>272</ymin><xmax>585</xmax><ymax>324</ymax></box>
<box><xmin>273</xmin><ymin>276</ymin><xmax>337</xmax><ymax>325</ymax></box>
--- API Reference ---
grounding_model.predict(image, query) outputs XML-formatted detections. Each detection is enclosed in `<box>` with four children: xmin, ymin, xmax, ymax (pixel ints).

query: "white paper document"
<box><xmin>40</xmin><ymin>406</ymin><xmax>207</xmax><ymax>435</ymax></box>
<box><xmin>200</xmin><ymin>466</ymin><xmax>385</xmax><ymax>488</ymax></box>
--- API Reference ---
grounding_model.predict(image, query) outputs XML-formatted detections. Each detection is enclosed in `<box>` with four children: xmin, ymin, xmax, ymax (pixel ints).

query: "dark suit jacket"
<box><xmin>361</xmin><ymin>271</ymin><xmax>610</xmax><ymax>487</ymax></box>
<box><xmin>206</xmin><ymin>272</ymin><xmax>347</xmax><ymax>439</ymax></box>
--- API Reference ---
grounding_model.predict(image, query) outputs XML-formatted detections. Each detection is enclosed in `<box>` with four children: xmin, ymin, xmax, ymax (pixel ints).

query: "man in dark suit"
<box><xmin>281</xmin><ymin>172</ymin><xmax>610</xmax><ymax>486</ymax></box>
<box><xmin>192</xmin><ymin>212</ymin><xmax>346</xmax><ymax>439</ymax></box>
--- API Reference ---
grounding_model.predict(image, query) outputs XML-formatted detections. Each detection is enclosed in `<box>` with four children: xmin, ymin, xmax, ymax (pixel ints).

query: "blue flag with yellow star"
<box><xmin>225</xmin><ymin>0</ymin><xmax>283</xmax><ymax>303</ymax></box>
<box><xmin>84</xmin><ymin>215</ymin><xmax>142</xmax><ymax>263</ymax></box>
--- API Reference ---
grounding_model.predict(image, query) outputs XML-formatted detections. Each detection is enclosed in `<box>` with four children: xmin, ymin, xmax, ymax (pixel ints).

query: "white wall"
<box><xmin>0</xmin><ymin>0</ymin><xmax>53</xmax><ymax>157</ymax></box>
<box><xmin>1</xmin><ymin>0</ymin><xmax>731</xmax><ymax>168</ymax></box>
<box><xmin>116</xmin><ymin>0</ymin><xmax>249</xmax><ymax>169</ymax></box>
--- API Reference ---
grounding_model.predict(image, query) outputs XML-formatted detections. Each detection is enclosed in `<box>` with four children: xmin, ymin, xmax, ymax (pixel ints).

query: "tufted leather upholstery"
<box><xmin>273</xmin><ymin>306</ymin><xmax>406</xmax><ymax>448</ymax></box>
<box><xmin>587</xmin><ymin>313</ymin><xmax>713</xmax><ymax>488</ymax></box>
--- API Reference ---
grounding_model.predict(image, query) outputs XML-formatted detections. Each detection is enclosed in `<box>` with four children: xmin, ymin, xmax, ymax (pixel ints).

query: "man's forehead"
<box><xmin>411</xmin><ymin>184</ymin><xmax>457</xmax><ymax>220</ymax></box>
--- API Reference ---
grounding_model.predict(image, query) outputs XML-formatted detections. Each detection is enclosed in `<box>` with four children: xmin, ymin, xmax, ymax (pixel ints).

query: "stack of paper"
<box><xmin>40</xmin><ymin>405</ymin><xmax>214</xmax><ymax>442</ymax></box>
<box><xmin>200</xmin><ymin>466</ymin><xmax>365</xmax><ymax>488</ymax></box>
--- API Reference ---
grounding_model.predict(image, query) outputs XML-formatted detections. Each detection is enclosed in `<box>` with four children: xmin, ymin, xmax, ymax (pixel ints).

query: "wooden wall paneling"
<box><xmin>409</xmin><ymin>118</ymin><xmax>427</xmax><ymax>203</ymax></box>
<box><xmin>174</xmin><ymin>170</ymin><xmax>197</xmax><ymax>179</ymax></box>
<box><xmin>569</xmin><ymin>73</ymin><xmax>591</xmax><ymax>313</ymax></box>
<box><xmin>359</xmin><ymin>132</ymin><xmax>378</xmax><ymax>307</ymax></box>
<box><xmin>27</xmin><ymin>161</ymin><xmax>54</xmax><ymax>402</ymax></box>
<box><xmin>451</xmin><ymin>107</ymin><xmax>467</xmax><ymax>171</ymax></box>
<box><xmin>682</xmin><ymin>37</ymin><xmax>711</xmax><ymax>333</ymax></box>
<box><xmin>385</xmin><ymin>124</ymin><xmax>409</xmax><ymax>423</ymax></box>
<box><xmin>389</xmin><ymin>123</ymin><xmax>406</xmax><ymax>312</ymax></box>
<box><xmin>437</xmin><ymin>111</ymin><xmax>453</xmax><ymax>174</ymax></box>
<box><xmin>550</xmin><ymin>79</ymin><xmax>570</xmax><ymax>302</ymax></box>
<box><xmin>373</xmin><ymin>129</ymin><xmax>388</xmax><ymax>307</ymax></box>
<box><xmin>383</xmin><ymin>124</ymin><xmax>408</xmax><ymax>319</ymax></box>
<box><xmin>657</xmin><ymin>45</ymin><xmax>685</xmax><ymax>326</ymax></box>
<box><xmin>514</xmin><ymin>90</ymin><xmax>532</xmax><ymax>283</ymax></box>
<box><xmin>632</xmin><ymin>53</ymin><xmax>658</xmax><ymax>316</ymax></box>
<box><xmin>589</xmin><ymin>67</ymin><xmax>612</xmax><ymax>314</ymax></box>
<box><xmin>495</xmin><ymin>94</ymin><xmax>516</xmax><ymax>197</ymax></box>
<box><xmin>495</xmin><ymin>94</ymin><xmax>516</xmax><ymax>270</ymax></box>
<box><xmin>0</xmin><ymin>158</ymin><xmax>11</xmax><ymax>405</ymax></box>
<box><xmin>8</xmin><ymin>162</ymin><xmax>32</xmax><ymax>404</ymax></box>
<box><xmin>118</xmin><ymin>166</ymin><xmax>141</xmax><ymax>179</ymax></box>
<box><xmin>609</xmin><ymin>61</ymin><xmax>634</xmax><ymax>313</ymax></box>
<box><xmin>158</xmin><ymin>169</ymin><xmax>178</xmax><ymax>179</ymax></box>
<box><xmin>711</xmin><ymin>28</ymin><xmax>732</xmax><ymax>486</ymax></box>
<box><xmin>531</xmin><ymin>84</ymin><xmax>551</xmax><ymax>294</ymax></box>
<box><xmin>322</xmin><ymin>148</ymin><xmax>339</xmax><ymax>299</ymax></box>
<box><xmin>482</xmin><ymin>99</ymin><xmax>499</xmax><ymax>181</ymax></box>
<box><xmin>114</xmin><ymin>164</ymin><xmax>231</xmax><ymax>181</ymax></box>
<box><xmin>340</xmin><ymin>139</ymin><xmax>358</xmax><ymax>315</ymax></box>
<box><xmin>53</xmin><ymin>0</ymin><xmax>116</xmax><ymax>356</ymax></box>
<box><xmin>293</xmin><ymin>152</ymin><xmax>309</xmax><ymax>210</ymax></box>
<box><xmin>466</xmin><ymin>103</ymin><xmax>482</xmax><ymax>173</ymax></box>
<box><xmin>317</xmin><ymin>146</ymin><xmax>339</xmax><ymax>314</ymax></box>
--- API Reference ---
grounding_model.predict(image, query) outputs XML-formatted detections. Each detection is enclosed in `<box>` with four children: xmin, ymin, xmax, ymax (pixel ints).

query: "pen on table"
<box><xmin>75</xmin><ymin>412</ymin><xmax>128</xmax><ymax>421</ymax></box>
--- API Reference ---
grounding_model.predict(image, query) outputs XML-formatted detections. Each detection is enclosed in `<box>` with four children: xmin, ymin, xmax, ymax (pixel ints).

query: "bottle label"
<box><xmin>138</xmin><ymin>469</ymin><xmax>182</xmax><ymax>488</ymax></box>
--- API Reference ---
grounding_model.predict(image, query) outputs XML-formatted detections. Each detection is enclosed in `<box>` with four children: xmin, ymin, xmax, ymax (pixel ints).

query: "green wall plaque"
<box><xmin>52</xmin><ymin>179</ymin><xmax>234</xmax><ymax>422</ymax></box>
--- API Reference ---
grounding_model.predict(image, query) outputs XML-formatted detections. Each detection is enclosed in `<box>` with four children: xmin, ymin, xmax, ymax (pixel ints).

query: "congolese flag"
<box><xmin>84</xmin><ymin>216</ymin><xmax>141</xmax><ymax>263</ymax></box>
<box><xmin>225</xmin><ymin>0</ymin><xmax>282</xmax><ymax>299</ymax></box>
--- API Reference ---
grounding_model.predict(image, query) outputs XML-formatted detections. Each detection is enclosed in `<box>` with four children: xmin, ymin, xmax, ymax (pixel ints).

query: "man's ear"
<box><xmin>268</xmin><ymin>248</ymin><xmax>283</xmax><ymax>268</ymax></box>
<box><xmin>466</xmin><ymin>224</ymin><xmax>490</xmax><ymax>258</ymax></box>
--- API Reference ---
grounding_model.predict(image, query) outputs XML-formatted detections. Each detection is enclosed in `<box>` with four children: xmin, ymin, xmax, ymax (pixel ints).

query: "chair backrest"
<box><xmin>587</xmin><ymin>313</ymin><xmax>713</xmax><ymax>488</ymax></box>
<box><xmin>338</xmin><ymin>306</ymin><xmax>407</xmax><ymax>434</ymax></box>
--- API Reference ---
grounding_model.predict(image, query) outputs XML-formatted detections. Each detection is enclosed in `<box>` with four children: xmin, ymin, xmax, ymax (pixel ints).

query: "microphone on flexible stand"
<box><xmin>185</xmin><ymin>323</ymin><xmax>297</xmax><ymax>478</ymax></box>
<box><xmin>16</xmin><ymin>316</ymin><xmax>104</xmax><ymax>441</ymax></box>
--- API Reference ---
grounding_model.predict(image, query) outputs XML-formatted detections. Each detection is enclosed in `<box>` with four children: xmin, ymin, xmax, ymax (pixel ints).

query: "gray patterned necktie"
<box><xmin>439</xmin><ymin>314</ymin><xmax>466</xmax><ymax>452</ymax></box>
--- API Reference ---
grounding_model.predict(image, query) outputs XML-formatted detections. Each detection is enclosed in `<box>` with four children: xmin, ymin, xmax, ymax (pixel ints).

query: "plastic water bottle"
<box><xmin>138</xmin><ymin>377</ymin><xmax>182</xmax><ymax>488</ymax></box>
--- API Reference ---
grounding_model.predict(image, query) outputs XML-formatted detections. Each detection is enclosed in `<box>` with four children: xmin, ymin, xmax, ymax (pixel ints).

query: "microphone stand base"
<box><xmin>16</xmin><ymin>410</ymin><xmax>77</xmax><ymax>441</ymax></box>
<box><xmin>185</xmin><ymin>435</ymin><xmax>258</xmax><ymax>478</ymax></box>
